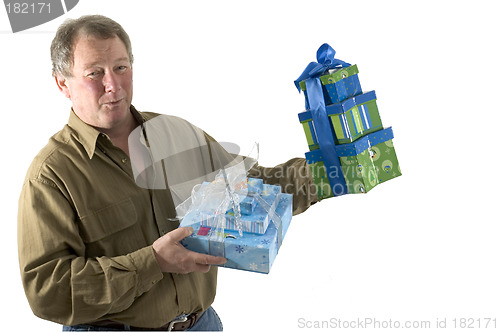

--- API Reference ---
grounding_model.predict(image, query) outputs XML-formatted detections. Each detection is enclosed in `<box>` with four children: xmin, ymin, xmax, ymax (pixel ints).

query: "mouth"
<box><xmin>102</xmin><ymin>98</ymin><xmax>124</xmax><ymax>107</ymax></box>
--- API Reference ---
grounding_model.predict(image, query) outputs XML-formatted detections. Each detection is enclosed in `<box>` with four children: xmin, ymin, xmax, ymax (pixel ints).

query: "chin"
<box><xmin>100</xmin><ymin>104</ymin><xmax>130</xmax><ymax>125</ymax></box>
<box><xmin>103</xmin><ymin>101</ymin><xmax>128</xmax><ymax>114</ymax></box>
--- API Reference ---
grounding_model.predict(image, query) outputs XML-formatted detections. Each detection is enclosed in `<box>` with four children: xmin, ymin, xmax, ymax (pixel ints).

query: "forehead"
<box><xmin>72</xmin><ymin>34</ymin><xmax>129</xmax><ymax>67</ymax></box>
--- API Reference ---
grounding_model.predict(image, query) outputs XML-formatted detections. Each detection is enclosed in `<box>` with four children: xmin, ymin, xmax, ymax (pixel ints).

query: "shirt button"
<box><xmin>121</xmin><ymin>158</ymin><xmax>128</xmax><ymax>164</ymax></box>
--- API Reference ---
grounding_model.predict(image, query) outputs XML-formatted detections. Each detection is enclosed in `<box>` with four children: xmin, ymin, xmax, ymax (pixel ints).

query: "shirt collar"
<box><xmin>67</xmin><ymin>105</ymin><xmax>146</xmax><ymax>159</ymax></box>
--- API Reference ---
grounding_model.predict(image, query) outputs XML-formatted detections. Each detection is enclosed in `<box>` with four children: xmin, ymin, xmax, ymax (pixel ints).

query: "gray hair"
<box><xmin>50</xmin><ymin>15</ymin><xmax>134</xmax><ymax>78</ymax></box>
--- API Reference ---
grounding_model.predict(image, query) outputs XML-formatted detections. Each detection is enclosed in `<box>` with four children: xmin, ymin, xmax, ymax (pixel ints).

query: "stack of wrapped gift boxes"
<box><xmin>295</xmin><ymin>44</ymin><xmax>401</xmax><ymax>199</ymax></box>
<box><xmin>181</xmin><ymin>177</ymin><xmax>293</xmax><ymax>274</ymax></box>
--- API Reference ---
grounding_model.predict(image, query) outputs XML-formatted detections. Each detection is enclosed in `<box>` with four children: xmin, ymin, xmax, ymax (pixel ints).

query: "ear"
<box><xmin>55</xmin><ymin>74</ymin><xmax>71</xmax><ymax>99</ymax></box>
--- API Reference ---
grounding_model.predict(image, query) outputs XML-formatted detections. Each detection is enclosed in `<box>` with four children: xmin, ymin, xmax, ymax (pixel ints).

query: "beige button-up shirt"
<box><xmin>18</xmin><ymin>106</ymin><xmax>317</xmax><ymax>328</ymax></box>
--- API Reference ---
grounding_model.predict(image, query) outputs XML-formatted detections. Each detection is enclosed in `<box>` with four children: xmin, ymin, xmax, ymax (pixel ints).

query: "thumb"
<box><xmin>166</xmin><ymin>227</ymin><xmax>194</xmax><ymax>243</ymax></box>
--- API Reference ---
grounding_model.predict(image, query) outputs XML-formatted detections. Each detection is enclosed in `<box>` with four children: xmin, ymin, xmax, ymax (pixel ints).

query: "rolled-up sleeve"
<box><xmin>203</xmin><ymin>132</ymin><xmax>318</xmax><ymax>215</ymax></box>
<box><xmin>248</xmin><ymin>158</ymin><xmax>319</xmax><ymax>215</ymax></box>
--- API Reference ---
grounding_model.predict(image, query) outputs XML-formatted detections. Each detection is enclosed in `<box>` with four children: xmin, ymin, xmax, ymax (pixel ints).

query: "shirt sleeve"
<box><xmin>248</xmin><ymin>158</ymin><xmax>319</xmax><ymax>215</ymax></box>
<box><xmin>203</xmin><ymin>132</ymin><xmax>319</xmax><ymax>215</ymax></box>
<box><xmin>18</xmin><ymin>176</ymin><xmax>164</xmax><ymax>326</ymax></box>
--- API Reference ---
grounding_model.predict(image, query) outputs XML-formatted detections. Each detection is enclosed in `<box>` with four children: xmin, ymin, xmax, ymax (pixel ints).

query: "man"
<box><xmin>18</xmin><ymin>15</ymin><xmax>317</xmax><ymax>331</ymax></box>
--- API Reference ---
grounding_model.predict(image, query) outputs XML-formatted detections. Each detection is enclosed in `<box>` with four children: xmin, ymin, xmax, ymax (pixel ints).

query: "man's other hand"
<box><xmin>152</xmin><ymin>227</ymin><xmax>227</xmax><ymax>274</ymax></box>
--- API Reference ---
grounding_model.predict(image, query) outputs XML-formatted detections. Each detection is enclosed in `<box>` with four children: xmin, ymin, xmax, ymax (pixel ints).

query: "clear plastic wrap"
<box><xmin>128</xmin><ymin>115</ymin><xmax>290</xmax><ymax>272</ymax></box>
<box><xmin>176</xmin><ymin>143</ymin><xmax>270</xmax><ymax>238</ymax></box>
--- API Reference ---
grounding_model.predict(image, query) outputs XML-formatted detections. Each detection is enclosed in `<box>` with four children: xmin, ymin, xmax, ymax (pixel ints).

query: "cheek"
<box><xmin>85</xmin><ymin>81</ymin><xmax>103</xmax><ymax>94</ymax></box>
<box><xmin>121</xmin><ymin>76</ymin><xmax>133</xmax><ymax>97</ymax></box>
<box><xmin>123</xmin><ymin>72</ymin><xmax>133</xmax><ymax>89</ymax></box>
<box><xmin>72</xmin><ymin>81</ymin><xmax>103</xmax><ymax>102</ymax></box>
<box><xmin>70</xmin><ymin>81</ymin><xmax>99</xmax><ymax>96</ymax></box>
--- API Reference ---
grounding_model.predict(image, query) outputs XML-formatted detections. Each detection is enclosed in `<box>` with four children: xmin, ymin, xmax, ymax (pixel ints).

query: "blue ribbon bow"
<box><xmin>294</xmin><ymin>43</ymin><xmax>351</xmax><ymax>92</ymax></box>
<box><xmin>295</xmin><ymin>43</ymin><xmax>350</xmax><ymax>196</ymax></box>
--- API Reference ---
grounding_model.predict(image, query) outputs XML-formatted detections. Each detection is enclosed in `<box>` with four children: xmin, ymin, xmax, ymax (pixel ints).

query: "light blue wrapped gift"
<box><xmin>181</xmin><ymin>192</ymin><xmax>293</xmax><ymax>273</ymax></box>
<box><xmin>222</xmin><ymin>177</ymin><xmax>264</xmax><ymax>224</ymax></box>
<box><xmin>198</xmin><ymin>180</ymin><xmax>283</xmax><ymax>235</ymax></box>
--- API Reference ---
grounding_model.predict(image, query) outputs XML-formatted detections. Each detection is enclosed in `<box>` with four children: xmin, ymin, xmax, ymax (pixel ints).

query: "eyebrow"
<box><xmin>83</xmin><ymin>57</ymin><xmax>131</xmax><ymax>69</ymax></box>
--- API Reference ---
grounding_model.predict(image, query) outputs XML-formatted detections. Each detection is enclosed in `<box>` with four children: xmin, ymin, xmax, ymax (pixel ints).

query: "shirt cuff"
<box><xmin>128</xmin><ymin>246</ymin><xmax>164</xmax><ymax>296</ymax></box>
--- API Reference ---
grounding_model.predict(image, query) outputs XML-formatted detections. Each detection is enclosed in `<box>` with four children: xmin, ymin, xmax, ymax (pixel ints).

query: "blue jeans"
<box><xmin>62</xmin><ymin>306</ymin><xmax>223</xmax><ymax>331</ymax></box>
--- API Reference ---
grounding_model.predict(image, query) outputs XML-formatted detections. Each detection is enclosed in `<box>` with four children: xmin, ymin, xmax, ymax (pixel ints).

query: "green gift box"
<box><xmin>306</xmin><ymin>127</ymin><xmax>401</xmax><ymax>195</ymax></box>
<box><xmin>336</xmin><ymin>136</ymin><xmax>380</xmax><ymax>194</ymax></box>
<box><xmin>298</xmin><ymin>111</ymin><xmax>319</xmax><ymax>151</ymax></box>
<box><xmin>306</xmin><ymin>147</ymin><xmax>376</xmax><ymax>195</ymax></box>
<box><xmin>336</xmin><ymin>127</ymin><xmax>401</xmax><ymax>193</ymax></box>
<box><xmin>299</xmin><ymin>64</ymin><xmax>362</xmax><ymax>107</ymax></box>
<box><xmin>326</xmin><ymin>90</ymin><xmax>383</xmax><ymax>145</ymax></box>
<box><xmin>298</xmin><ymin>90</ymin><xmax>383</xmax><ymax>150</ymax></box>
<box><xmin>367</xmin><ymin>129</ymin><xmax>402</xmax><ymax>184</ymax></box>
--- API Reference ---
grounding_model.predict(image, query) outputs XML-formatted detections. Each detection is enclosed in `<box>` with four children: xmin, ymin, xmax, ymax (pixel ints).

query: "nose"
<box><xmin>103</xmin><ymin>71</ymin><xmax>119</xmax><ymax>93</ymax></box>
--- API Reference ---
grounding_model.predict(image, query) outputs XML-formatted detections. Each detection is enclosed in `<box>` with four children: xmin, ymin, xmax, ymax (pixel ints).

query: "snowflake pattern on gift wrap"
<box><xmin>261</xmin><ymin>239</ymin><xmax>270</xmax><ymax>245</ymax></box>
<box><xmin>235</xmin><ymin>245</ymin><xmax>245</xmax><ymax>253</ymax></box>
<box><xmin>249</xmin><ymin>263</ymin><xmax>259</xmax><ymax>271</ymax></box>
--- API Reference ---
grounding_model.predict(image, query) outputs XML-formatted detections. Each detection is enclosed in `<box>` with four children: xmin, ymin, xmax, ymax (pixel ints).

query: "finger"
<box><xmin>164</xmin><ymin>227</ymin><xmax>194</xmax><ymax>243</ymax></box>
<box><xmin>194</xmin><ymin>264</ymin><xmax>211</xmax><ymax>274</ymax></box>
<box><xmin>193</xmin><ymin>252</ymin><xmax>227</xmax><ymax>266</ymax></box>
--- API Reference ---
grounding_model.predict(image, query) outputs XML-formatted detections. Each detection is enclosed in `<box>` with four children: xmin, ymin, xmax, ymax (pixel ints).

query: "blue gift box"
<box><xmin>299</xmin><ymin>65</ymin><xmax>362</xmax><ymax>108</ymax></box>
<box><xmin>181</xmin><ymin>193</ymin><xmax>293</xmax><ymax>274</ymax></box>
<box><xmin>200</xmin><ymin>183</ymin><xmax>278</xmax><ymax>234</ymax></box>
<box><xmin>322</xmin><ymin>67</ymin><xmax>363</xmax><ymax>104</ymax></box>
<box><xmin>230</xmin><ymin>178</ymin><xmax>264</xmax><ymax>215</ymax></box>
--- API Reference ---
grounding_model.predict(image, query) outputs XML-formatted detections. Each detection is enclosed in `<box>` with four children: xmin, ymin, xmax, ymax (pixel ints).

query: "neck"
<box><xmin>100</xmin><ymin>113</ymin><xmax>139</xmax><ymax>157</ymax></box>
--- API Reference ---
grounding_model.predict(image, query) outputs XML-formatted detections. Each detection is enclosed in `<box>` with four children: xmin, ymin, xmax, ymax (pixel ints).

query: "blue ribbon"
<box><xmin>252</xmin><ymin>193</ymin><xmax>283</xmax><ymax>249</ymax></box>
<box><xmin>294</xmin><ymin>43</ymin><xmax>351</xmax><ymax>92</ymax></box>
<box><xmin>305</xmin><ymin>78</ymin><xmax>348</xmax><ymax>196</ymax></box>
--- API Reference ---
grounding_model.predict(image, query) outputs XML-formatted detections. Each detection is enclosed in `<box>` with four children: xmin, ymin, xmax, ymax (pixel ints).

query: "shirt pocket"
<box><xmin>78</xmin><ymin>197</ymin><xmax>138</xmax><ymax>243</ymax></box>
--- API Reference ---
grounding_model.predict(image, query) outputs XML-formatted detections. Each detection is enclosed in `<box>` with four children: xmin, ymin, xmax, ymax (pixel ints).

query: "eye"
<box><xmin>86</xmin><ymin>70</ymin><xmax>102</xmax><ymax>78</ymax></box>
<box><xmin>116</xmin><ymin>65</ymin><xmax>129</xmax><ymax>72</ymax></box>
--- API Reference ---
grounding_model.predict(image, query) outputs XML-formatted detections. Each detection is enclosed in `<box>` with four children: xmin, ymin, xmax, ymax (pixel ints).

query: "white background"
<box><xmin>2</xmin><ymin>1</ymin><xmax>499</xmax><ymax>331</ymax></box>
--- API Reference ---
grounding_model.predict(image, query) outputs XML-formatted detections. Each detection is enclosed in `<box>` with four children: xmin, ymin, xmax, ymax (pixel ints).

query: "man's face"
<box><xmin>57</xmin><ymin>34</ymin><xmax>133</xmax><ymax>131</ymax></box>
